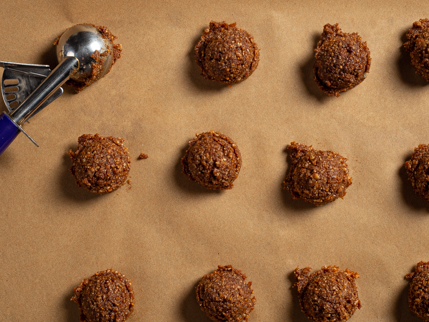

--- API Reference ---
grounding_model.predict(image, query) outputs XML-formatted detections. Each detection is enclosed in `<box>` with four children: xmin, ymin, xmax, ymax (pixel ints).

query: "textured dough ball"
<box><xmin>283</xmin><ymin>142</ymin><xmax>352</xmax><ymax>206</ymax></box>
<box><xmin>195</xmin><ymin>21</ymin><xmax>260</xmax><ymax>85</ymax></box>
<box><xmin>71</xmin><ymin>269</ymin><xmax>134</xmax><ymax>322</ymax></box>
<box><xmin>405</xmin><ymin>261</ymin><xmax>429</xmax><ymax>321</ymax></box>
<box><xmin>69</xmin><ymin>134</ymin><xmax>130</xmax><ymax>194</ymax></box>
<box><xmin>405</xmin><ymin>144</ymin><xmax>429</xmax><ymax>203</ymax></box>
<box><xmin>404</xmin><ymin>19</ymin><xmax>429</xmax><ymax>81</ymax></box>
<box><xmin>294</xmin><ymin>266</ymin><xmax>361</xmax><ymax>322</ymax></box>
<box><xmin>196</xmin><ymin>265</ymin><xmax>256</xmax><ymax>322</ymax></box>
<box><xmin>181</xmin><ymin>131</ymin><xmax>242</xmax><ymax>190</ymax></box>
<box><xmin>314</xmin><ymin>23</ymin><xmax>371</xmax><ymax>97</ymax></box>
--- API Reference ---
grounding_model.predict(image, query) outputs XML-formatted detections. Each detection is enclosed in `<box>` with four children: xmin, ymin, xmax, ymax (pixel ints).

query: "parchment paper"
<box><xmin>1</xmin><ymin>0</ymin><xmax>429</xmax><ymax>321</ymax></box>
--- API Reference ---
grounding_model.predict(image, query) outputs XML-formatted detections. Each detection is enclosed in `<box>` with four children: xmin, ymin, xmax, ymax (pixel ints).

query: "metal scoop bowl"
<box><xmin>0</xmin><ymin>24</ymin><xmax>115</xmax><ymax>155</ymax></box>
<box><xmin>56</xmin><ymin>24</ymin><xmax>114</xmax><ymax>84</ymax></box>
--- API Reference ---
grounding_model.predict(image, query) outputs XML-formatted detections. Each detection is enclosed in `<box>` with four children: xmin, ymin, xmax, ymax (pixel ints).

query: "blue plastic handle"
<box><xmin>0</xmin><ymin>112</ymin><xmax>20</xmax><ymax>155</ymax></box>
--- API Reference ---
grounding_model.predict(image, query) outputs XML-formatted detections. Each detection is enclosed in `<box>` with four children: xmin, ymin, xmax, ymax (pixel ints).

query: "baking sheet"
<box><xmin>1</xmin><ymin>0</ymin><xmax>429</xmax><ymax>321</ymax></box>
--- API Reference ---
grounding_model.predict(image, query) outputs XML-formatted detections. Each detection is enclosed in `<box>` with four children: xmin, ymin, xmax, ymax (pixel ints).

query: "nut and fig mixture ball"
<box><xmin>181</xmin><ymin>131</ymin><xmax>242</xmax><ymax>190</ymax></box>
<box><xmin>283</xmin><ymin>142</ymin><xmax>352</xmax><ymax>206</ymax></box>
<box><xmin>405</xmin><ymin>144</ymin><xmax>429</xmax><ymax>203</ymax></box>
<box><xmin>294</xmin><ymin>266</ymin><xmax>361</xmax><ymax>322</ymax></box>
<box><xmin>71</xmin><ymin>269</ymin><xmax>134</xmax><ymax>322</ymax></box>
<box><xmin>405</xmin><ymin>261</ymin><xmax>429</xmax><ymax>321</ymax></box>
<box><xmin>196</xmin><ymin>265</ymin><xmax>256</xmax><ymax>322</ymax></box>
<box><xmin>314</xmin><ymin>23</ymin><xmax>371</xmax><ymax>97</ymax></box>
<box><xmin>195</xmin><ymin>21</ymin><xmax>260</xmax><ymax>85</ymax></box>
<box><xmin>69</xmin><ymin>134</ymin><xmax>131</xmax><ymax>194</ymax></box>
<box><xmin>404</xmin><ymin>19</ymin><xmax>429</xmax><ymax>81</ymax></box>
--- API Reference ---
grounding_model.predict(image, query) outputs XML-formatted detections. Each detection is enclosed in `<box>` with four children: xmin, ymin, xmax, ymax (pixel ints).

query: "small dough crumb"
<box><xmin>138</xmin><ymin>153</ymin><xmax>149</xmax><ymax>160</ymax></box>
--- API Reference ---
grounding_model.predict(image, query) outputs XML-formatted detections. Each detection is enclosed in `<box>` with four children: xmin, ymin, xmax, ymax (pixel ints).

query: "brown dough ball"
<box><xmin>196</xmin><ymin>265</ymin><xmax>256</xmax><ymax>322</ymax></box>
<box><xmin>314</xmin><ymin>23</ymin><xmax>371</xmax><ymax>97</ymax></box>
<box><xmin>405</xmin><ymin>144</ymin><xmax>429</xmax><ymax>203</ymax></box>
<box><xmin>283</xmin><ymin>142</ymin><xmax>352</xmax><ymax>206</ymax></box>
<box><xmin>404</xmin><ymin>19</ymin><xmax>429</xmax><ymax>81</ymax></box>
<box><xmin>69</xmin><ymin>134</ymin><xmax>131</xmax><ymax>194</ymax></box>
<box><xmin>294</xmin><ymin>266</ymin><xmax>361</xmax><ymax>322</ymax></box>
<box><xmin>195</xmin><ymin>21</ymin><xmax>260</xmax><ymax>85</ymax></box>
<box><xmin>405</xmin><ymin>261</ymin><xmax>429</xmax><ymax>321</ymax></box>
<box><xmin>181</xmin><ymin>131</ymin><xmax>242</xmax><ymax>190</ymax></box>
<box><xmin>71</xmin><ymin>269</ymin><xmax>134</xmax><ymax>322</ymax></box>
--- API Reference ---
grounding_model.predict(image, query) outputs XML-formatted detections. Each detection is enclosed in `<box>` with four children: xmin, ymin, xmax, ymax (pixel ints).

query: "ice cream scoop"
<box><xmin>0</xmin><ymin>24</ymin><xmax>116</xmax><ymax>155</ymax></box>
<box><xmin>56</xmin><ymin>24</ymin><xmax>115</xmax><ymax>88</ymax></box>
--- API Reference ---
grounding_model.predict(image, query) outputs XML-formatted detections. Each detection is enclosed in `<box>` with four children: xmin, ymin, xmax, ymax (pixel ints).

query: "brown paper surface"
<box><xmin>1</xmin><ymin>0</ymin><xmax>429</xmax><ymax>321</ymax></box>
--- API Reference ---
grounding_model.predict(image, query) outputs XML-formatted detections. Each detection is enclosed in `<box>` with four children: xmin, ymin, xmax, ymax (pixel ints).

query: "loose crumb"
<box><xmin>138</xmin><ymin>153</ymin><xmax>149</xmax><ymax>160</ymax></box>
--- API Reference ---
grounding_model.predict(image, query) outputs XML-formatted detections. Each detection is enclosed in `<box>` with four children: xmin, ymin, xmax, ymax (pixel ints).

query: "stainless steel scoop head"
<box><xmin>56</xmin><ymin>24</ymin><xmax>114</xmax><ymax>82</ymax></box>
